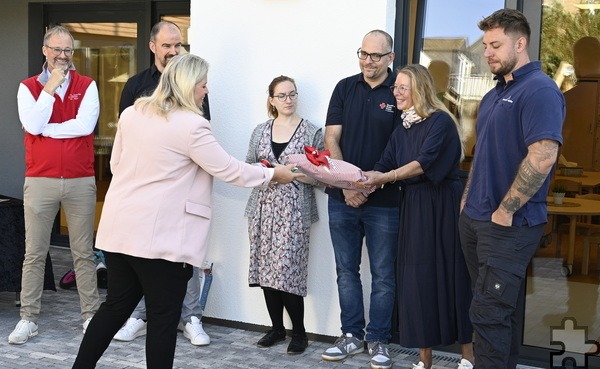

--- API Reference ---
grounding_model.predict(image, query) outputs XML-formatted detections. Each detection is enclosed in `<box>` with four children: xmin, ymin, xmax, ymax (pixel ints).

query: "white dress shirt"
<box><xmin>17</xmin><ymin>68</ymin><xmax>99</xmax><ymax>139</ymax></box>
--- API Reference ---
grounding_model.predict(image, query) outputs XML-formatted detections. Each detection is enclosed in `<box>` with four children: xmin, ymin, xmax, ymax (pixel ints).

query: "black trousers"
<box><xmin>72</xmin><ymin>251</ymin><xmax>192</xmax><ymax>369</ymax></box>
<box><xmin>459</xmin><ymin>213</ymin><xmax>544</xmax><ymax>369</ymax></box>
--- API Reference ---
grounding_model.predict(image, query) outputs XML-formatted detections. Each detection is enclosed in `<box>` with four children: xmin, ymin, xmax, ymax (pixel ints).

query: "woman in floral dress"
<box><xmin>245</xmin><ymin>75</ymin><xmax>323</xmax><ymax>355</ymax></box>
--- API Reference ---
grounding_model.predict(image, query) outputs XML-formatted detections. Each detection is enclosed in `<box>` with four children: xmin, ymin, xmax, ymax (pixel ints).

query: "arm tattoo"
<box><xmin>502</xmin><ymin>195</ymin><xmax>521</xmax><ymax>213</ymax></box>
<box><xmin>500</xmin><ymin>140</ymin><xmax>557</xmax><ymax>214</ymax></box>
<box><xmin>514</xmin><ymin>158</ymin><xmax>547</xmax><ymax>197</ymax></box>
<box><xmin>461</xmin><ymin>172</ymin><xmax>472</xmax><ymax>202</ymax></box>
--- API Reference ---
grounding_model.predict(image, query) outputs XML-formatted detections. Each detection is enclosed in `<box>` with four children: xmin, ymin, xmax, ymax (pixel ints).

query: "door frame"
<box><xmin>27</xmin><ymin>1</ymin><xmax>189</xmax><ymax>246</ymax></box>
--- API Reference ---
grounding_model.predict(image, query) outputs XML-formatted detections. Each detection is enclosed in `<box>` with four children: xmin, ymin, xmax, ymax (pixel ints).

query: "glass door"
<box><xmin>522</xmin><ymin>1</ymin><xmax>600</xmax><ymax>367</ymax></box>
<box><xmin>31</xmin><ymin>1</ymin><xmax>190</xmax><ymax>245</ymax></box>
<box><xmin>58</xmin><ymin>22</ymin><xmax>137</xmax><ymax>235</ymax></box>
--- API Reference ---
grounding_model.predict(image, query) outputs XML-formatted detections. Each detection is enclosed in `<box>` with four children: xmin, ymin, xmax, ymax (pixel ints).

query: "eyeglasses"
<box><xmin>272</xmin><ymin>92</ymin><xmax>298</xmax><ymax>102</ymax></box>
<box><xmin>390</xmin><ymin>85</ymin><xmax>411</xmax><ymax>94</ymax></box>
<box><xmin>45</xmin><ymin>46</ymin><xmax>74</xmax><ymax>56</ymax></box>
<box><xmin>356</xmin><ymin>48</ymin><xmax>392</xmax><ymax>62</ymax></box>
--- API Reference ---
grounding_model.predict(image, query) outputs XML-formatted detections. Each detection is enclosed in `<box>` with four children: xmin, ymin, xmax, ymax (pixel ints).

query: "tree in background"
<box><xmin>541</xmin><ymin>2</ymin><xmax>600</xmax><ymax>81</ymax></box>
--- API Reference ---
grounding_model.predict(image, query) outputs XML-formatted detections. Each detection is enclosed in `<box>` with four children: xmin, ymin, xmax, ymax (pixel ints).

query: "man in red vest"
<box><xmin>9</xmin><ymin>25</ymin><xmax>100</xmax><ymax>344</ymax></box>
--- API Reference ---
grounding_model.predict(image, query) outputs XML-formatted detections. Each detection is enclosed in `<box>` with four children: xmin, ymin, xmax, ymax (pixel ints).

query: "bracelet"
<box><xmin>390</xmin><ymin>169</ymin><xmax>397</xmax><ymax>184</ymax></box>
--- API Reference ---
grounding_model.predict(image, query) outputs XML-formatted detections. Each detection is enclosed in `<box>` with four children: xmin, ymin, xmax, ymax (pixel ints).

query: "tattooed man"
<box><xmin>458</xmin><ymin>9</ymin><xmax>565</xmax><ymax>369</ymax></box>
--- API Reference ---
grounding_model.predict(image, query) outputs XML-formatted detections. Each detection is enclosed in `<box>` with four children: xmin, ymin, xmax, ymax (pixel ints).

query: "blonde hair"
<box><xmin>397</xmin><ymin>64</ymin><xmax>465</xmax><ymax>160</ymax></box>
<box><xmin>135</xmin><ymin>53</ymin><xmax>208</xmax><ymax>118</ymax></box>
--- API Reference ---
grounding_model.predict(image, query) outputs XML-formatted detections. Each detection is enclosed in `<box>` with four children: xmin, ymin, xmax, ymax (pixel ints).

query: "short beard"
<box><xmin>493</xmin><ymin>54</ymin><xmax>518</xmax><ymax>77</ymax></box>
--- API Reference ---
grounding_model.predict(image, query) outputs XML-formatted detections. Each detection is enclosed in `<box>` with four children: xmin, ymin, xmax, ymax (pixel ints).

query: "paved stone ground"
<box><xmin>0</xmin><ymin>246</ymin><xmax>546</xmax><ymax>369</ymax></box>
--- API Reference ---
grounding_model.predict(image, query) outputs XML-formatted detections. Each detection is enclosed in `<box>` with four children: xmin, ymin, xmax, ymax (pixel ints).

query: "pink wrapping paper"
<box><xmin>285</xmin><ymin>153</ymin><xmax>376</xmax><ymax>195</ymax></box>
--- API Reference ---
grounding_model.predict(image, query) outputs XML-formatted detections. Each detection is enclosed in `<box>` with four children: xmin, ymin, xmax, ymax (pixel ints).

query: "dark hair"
<box><xmin>365</xmin><ymin>29</ymin><xmax>393</xmax><ymax>52</ymax></box>
<box><xmin>267</xmin><ymin>75</ymin><xmax>297</xmax><ymax>119</ymax></box>
<box><xmin>150</xmin><ymin>21</ymin><xmax>181</xmax><ymax>42</ymax></box>
<box><xmin>478</xmin><ymin>8</ymin><xmax>530</xmax><ymax>43</ymax></box>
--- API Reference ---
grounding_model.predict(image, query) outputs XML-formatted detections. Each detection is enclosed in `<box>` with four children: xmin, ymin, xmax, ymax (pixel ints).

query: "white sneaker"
<box><xmin>179</xmin><ymin>316</ymin><xmax>210</xmax><ymax>346</ymax></box>
<box><xmin>113</xmin><ymin>317</ymin><xmax>147</xmax><ymax>341</ymax></box>
<box><xmin>457</xmin><ymin>358</ymin><xmax>474</xmax><ymax>369</ymax></box>
<box><xmin>412</xmin><ymin>361</ymin><xmax>427</xmax><ymax>369</ymax></box>
<box><xmin>83</xmin><ymin>317</ymin><xmax>92</xmax><ymax>334</ymax></box>
<box><xmin>8</xmin><ymin>320</ymin><xmax>38</xmax><ymax>344</ymax></box>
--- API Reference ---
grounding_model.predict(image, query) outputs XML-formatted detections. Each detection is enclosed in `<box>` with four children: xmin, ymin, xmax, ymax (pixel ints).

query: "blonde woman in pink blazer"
<box><xmin>72</xmin><ymin>53</ymin><xmax>301</xmax><ymax>369</ymax></box>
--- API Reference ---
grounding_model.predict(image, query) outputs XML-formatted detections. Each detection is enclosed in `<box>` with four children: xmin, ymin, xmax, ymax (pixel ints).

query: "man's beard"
<box><xmin>491</xmin><ymin>54</ymin><xmax>518</xmax><ymax>77</ymax></box>
<box><xmin>161</xmin><ymin>55</ymin><xmax>175</xmax><ymax>68</ymax></box>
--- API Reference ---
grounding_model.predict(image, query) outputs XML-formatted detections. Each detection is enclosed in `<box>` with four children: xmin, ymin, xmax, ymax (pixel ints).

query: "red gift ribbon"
<box><xmin>304</xmin><ymin>146</ymin><xmax>330</xmax><ymax>168</ymax></box>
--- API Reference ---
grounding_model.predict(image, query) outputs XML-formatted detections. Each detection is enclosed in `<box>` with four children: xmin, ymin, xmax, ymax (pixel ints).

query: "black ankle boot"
<box><xmin>257</xmin><ymin>329</ymin><xmax>286</xmax><ymax>348</ymax></box>
<box><xmin>287</xmin><ymin>333</ymin><xmax>308</xmax><ymax>354</ymax></box>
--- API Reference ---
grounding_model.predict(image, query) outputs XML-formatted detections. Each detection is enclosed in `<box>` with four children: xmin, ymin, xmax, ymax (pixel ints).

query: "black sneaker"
<box><xmin>257</xmin><ymin>329</ymin><xmax>286</xmax><ymax>348</ymax></box>
<box><xmin>287</xmin><ymin>333</ymin><xmax>308</xmax><ymax>354</ymax></box>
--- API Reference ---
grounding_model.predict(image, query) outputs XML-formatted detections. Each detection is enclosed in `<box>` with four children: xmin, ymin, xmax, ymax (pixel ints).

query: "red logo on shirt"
<box><xmin>379</xmin><ymin>102</ymin><xmax>387</xmax><ymax>109</ymax></box>
<box><xmin>68</xmin><ymin>93</ymin><xmax>82</xmax><ymax>101</ymax></box>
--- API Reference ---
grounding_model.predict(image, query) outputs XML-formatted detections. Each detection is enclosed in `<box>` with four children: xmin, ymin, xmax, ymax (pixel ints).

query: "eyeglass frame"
<box><xmin>271</xmin><ymin>91</ymin><xmax>299</xmax><ymax>102</ymax></box>
<box><xmin>390</xmin><ymin>85</ymin><xmax>411</xmax><ymax>95</ymax></box>
<box><xmin>44</xmin><ymin>45</ymin><xmax>74</xmax><ymax>56</ymax></box>
<box><xmin>356</xmin><ymin>48</ymin><xmax>392</xmax><ymax>62</ymax></box>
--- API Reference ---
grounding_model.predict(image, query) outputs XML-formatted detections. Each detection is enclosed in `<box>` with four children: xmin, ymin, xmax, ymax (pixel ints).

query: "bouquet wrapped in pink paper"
<box><xmin>285</xmin><ymin>146</ymin><xmax>376</xmax><ymax>195</ymax></box>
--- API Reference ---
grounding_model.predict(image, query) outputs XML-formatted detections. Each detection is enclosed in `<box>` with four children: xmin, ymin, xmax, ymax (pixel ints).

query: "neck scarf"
<box><xmin>401</xmin><ymin>106</ymin><xmax>426</xmax><ymax>129</ymax></box>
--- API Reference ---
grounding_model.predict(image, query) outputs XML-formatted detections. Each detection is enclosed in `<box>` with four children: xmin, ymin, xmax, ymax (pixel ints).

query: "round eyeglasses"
<box><xmin>45</xmin><ymin>46</ymin><xmax>74</xmax><ymax>56</ymax></box>
<box><xmin>272</xmin><ymin>92</ymin><xmax>298</xmax><ymax>102</ymax></box>
<box><xmin>390</xmin><ymin>85</ymin><xmax>411</xmax><ymax>94</ymax></box>
<box><xmin>356</xmin><ymin>48</ymin><xmax>391</xmax><ymax>62</ymax></box>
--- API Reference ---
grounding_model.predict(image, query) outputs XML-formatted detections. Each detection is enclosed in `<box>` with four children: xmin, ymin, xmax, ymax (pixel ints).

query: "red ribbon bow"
<box><xmin>304</xmin><ymin>146</ymin><xmax>330</xmax><ymax>168</ymax></box>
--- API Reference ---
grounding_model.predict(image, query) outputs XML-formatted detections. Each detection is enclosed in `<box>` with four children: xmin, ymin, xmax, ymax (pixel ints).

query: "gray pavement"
<box><xmin>0</xmin><ymin>246</ymin><xmax>545</xmax><ymax>369</ymax></box>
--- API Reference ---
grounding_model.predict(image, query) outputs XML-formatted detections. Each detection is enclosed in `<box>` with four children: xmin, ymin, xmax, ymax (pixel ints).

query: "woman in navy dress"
<box><xmin>360</xmin><ymin>64</ymin><xmax>474</xmax><ymax>369</ymax></box>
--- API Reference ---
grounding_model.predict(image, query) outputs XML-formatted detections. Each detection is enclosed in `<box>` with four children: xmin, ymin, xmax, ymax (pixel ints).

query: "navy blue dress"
<box><xmin>375</xmin><ymin>110</ymin><xmax>473</xmax><ymax>348</ymax></box>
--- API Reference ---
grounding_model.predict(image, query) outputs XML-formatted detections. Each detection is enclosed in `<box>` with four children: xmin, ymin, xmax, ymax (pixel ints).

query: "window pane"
<box><xmin>524</xmin><ymin>0</ymin><xmax>600</xmax><ymax>360</ymax></box>
<box><xmin>59</xmin><ymin>22</ymin><xmax>137</xmax><ymax>235</ymax></box>
<box><xmin>418</xmin><ymin>0</ymin><xmax>503</xmax><ymax>160</ymax></box>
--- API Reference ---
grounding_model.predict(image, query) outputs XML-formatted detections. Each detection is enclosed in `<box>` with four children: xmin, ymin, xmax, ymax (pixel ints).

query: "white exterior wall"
<box><xmin>190</xmin><ymin>0</ymin><xmax>396</xmax><ymax>337</ymax></box>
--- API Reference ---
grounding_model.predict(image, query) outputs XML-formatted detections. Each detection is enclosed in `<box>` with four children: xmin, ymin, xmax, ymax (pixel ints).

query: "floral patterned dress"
<box><xmin>246</xmin><ymin>119</ymin><xmax>322</xmax><ymax>297</ymax></box>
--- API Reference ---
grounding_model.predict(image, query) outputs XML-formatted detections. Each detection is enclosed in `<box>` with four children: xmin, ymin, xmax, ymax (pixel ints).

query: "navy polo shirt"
<box><xmin>464</xmin><ymin>61</ymin><xmax>565</xmax><ymax>227</ymax></box>
<box><xmin>118</xmin><ymin>64</ymin><xmax>211</xmax><ymax>120</ymax></box>
<box><xmin>325</xmin><ymin>69</ymin><xmax>400</xmax><ymax>207</ymax></box>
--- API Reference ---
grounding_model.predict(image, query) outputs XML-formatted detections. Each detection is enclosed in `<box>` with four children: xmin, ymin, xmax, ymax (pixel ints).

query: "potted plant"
<box><xmin>552</xmin><ymin>183</ymin><xmax>567</xmax><ymax>205</ymax></box>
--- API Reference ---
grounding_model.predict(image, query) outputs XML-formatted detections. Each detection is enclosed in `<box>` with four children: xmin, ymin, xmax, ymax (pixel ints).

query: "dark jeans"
<box><xmin>72</xmin><ymin>251</ymin><xmax>192</xmax><ymax>369</ymax></box>
<box><xmin>459</xmin><ymin>213</ymin><xmax>544</xmax><ymax>369</ymax></box>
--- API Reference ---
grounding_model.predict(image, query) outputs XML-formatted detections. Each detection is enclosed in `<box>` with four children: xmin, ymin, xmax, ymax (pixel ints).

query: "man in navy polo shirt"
<box><xmin>459</xmin><ymin>9</ymin><xmax>565</xmax><ymax>369</ymax></box>
<box><xmin>320</xmin><ymin>30</ymin><xmax>399</xmax><ymax>369</ymax></box>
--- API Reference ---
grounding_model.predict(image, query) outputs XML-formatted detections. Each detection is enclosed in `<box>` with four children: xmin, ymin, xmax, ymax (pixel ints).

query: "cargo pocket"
<box><xmin>483</xmin><ymin>263</ymin><xmax>522</xmax><ymax>309</ymax></box>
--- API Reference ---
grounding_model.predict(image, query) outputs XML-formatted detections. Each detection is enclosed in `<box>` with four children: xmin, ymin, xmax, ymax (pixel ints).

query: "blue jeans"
<box><xmin>328</xmin><ymin>197</ymin><xmax>399</xmax><ymax>343</ymax></box>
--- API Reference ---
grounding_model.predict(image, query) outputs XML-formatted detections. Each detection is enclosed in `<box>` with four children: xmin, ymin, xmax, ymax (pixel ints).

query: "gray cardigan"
<box><xmin>244</xmin><ymin>119</ymin><xmax>324</xmax><ymax>227</ymax></box>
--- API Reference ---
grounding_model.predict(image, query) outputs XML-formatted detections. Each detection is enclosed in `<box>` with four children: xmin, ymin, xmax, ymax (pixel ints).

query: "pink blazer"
<box><xmin>96</xmin><ymin>106</ymin><xmax>272</xmax><ymax>267</ymax></box>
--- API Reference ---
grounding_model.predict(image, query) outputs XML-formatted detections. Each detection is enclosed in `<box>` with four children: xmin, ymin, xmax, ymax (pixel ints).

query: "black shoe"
<box><xmin>257</xmin><ymin>329</ymin><xmax>286</xmax><ymax>348</ymax></box>
<box><xmin>287</xmin><ymin>333</ymin><xmax>308</xmax><ymax>354</ymax></box>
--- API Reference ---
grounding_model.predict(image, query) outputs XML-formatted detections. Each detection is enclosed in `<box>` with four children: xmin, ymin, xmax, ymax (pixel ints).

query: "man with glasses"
<box><xmin>10</xmin><ymin>25</ymin><xmax>100</xmax><ymax>344</ymax></box>
<box><xmin>321</xmin><ymin>30</ymin><xmax>399</xmax><ymax>369</ymax></box>
<box><xmin>113</xmin><ymin>21</ymin><xmax>211</xmax><ymax>347</ymax></box>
